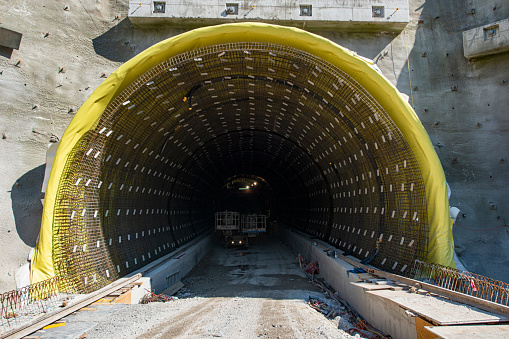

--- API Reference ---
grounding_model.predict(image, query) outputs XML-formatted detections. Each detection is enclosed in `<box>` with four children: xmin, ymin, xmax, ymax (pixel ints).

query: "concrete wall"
<box><xmin>0</xmin><ymin>0</ymin><xmax>508</xmax><ymax>292</ymax></box>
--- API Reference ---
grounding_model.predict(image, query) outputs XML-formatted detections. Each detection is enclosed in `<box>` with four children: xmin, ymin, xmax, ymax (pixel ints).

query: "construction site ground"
<box><xmin>31</xmin><ymin>237</ymin><xmax>364</xmax><ymax>339</ymax></box>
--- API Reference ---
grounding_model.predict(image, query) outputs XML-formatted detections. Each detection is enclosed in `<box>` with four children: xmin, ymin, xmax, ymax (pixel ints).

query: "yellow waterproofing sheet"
<box><xmin>31</xmin><ymin>22</ymin><xmax>454</xmax><ymax>284</ymax></box>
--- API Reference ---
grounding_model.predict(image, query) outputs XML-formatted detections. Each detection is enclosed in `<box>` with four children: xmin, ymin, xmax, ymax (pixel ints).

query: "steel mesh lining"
<box><xmin>52</xmin><ymin>42</ymin><xmax>428</xmax><ymax>292</ymax></box>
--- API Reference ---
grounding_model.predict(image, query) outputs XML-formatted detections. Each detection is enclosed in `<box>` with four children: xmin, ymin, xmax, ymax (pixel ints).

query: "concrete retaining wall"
<box><xmin>282</xmin><ymin>228</ymin><xmax>418</xmax><ymax>339</ymax></box>
<box><xmin>129</xmin><ymin>234</ymin><xmax>213</xmax><ymax>295</ymax></box>
<box><xmin>282</xmin><ymin>228</ymin><xmax>509</xmax><ymax>338</ymax></box>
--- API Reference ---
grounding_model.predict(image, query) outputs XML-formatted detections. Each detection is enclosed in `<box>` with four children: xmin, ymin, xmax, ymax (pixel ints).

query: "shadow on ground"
<box><xmin>11</xmin><ymin>164</ymin><xmax>45</xmax><ymax>247</ymax></box>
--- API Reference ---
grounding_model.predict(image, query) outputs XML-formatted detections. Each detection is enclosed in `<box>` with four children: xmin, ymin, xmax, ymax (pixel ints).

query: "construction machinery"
<box><xmin>215</xmin><ymin>211</ymin><xmax>267</xmax><ymax>248</ymax></box>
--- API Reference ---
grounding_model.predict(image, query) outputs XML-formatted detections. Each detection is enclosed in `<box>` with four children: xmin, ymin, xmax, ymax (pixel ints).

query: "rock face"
<box><xmin>0</xmin><ymin>0</ymin><xmax>508</xmax><ymax>292</ymax></box>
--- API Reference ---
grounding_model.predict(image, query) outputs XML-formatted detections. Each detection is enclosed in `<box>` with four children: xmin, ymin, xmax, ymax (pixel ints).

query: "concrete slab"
<box><xmin>368</xmin><ymin>289</ymin><xmax>509</xmax><ymax>325</ymax></box>
<box><xmin>425</xmin><ymin>324</ymin><xmax>509</xmax><ymax>339</ymax></box>
<box><xmin>350</xmin><ymin>281</ymin><xmax>395</xmax><ymax>291</ymax></box>
<box><xmin>29</xmin><ymin>304</ymin><xmax>130</xmax><ymax>338</ymax></box>
<box><xmin>463</xmin><ymin>18</ymin><xmax>509</xmax><ymax>59</ymax></box>
<box><xmin>162</xmin><ymin>280</ymin><xmax>184</xmax><ymax>296</ymax></box>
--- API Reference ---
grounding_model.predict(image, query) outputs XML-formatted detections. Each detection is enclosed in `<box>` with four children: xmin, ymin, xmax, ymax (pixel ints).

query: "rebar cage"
<box><xmin>48</xmin><ymin>41</ymin><xmax>431</xmax><ymax>293</ymax></box>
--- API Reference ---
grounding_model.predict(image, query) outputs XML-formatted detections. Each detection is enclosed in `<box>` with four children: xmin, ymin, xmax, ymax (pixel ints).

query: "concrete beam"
<box><xmin>0</xmin><ymin>27</ymin><xmax>22</xmax><ymax>50</ymax></box>
<box><xmin>463</xmin><ymin>18</ymin><xmax>509</xmax><ymax>59</ymax></box>
<box><xmin>0</xmin><ymin>27</ymin><xmax>23</xmax><ymax>49</ymax></box>
<box><xmin>128</xmin><ymin>0</ymin><xmax>409</xmax><ymax>32</ymax></box>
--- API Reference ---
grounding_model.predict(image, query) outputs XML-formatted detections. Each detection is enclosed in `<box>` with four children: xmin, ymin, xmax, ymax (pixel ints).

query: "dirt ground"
<box><xmin>137</xmin><ymin>236</ymin><xmax>359</xmax><ymax>339</ymax></box>
<box><xmin>35</xmin><ymin>237</ymin><xmax>368</xmax><ymax>339</ymax></box>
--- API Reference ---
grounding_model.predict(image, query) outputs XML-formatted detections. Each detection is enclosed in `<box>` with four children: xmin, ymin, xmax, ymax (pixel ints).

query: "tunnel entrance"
<box><xmin>31</xmin><ymin>23</ymin><xmax>453</xmax><ymax>293</ymax></box>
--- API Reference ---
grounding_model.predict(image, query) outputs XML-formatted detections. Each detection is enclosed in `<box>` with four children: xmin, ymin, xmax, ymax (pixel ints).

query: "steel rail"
<box><xmin>1</xmin><ymin>273</ymin><xmax>142</xmax><ymax>339</ymax></box>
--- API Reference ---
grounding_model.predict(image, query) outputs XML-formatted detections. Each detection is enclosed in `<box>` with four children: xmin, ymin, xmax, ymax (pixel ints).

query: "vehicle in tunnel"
<box><xmin>215</xmin><ymin>210</ymin><xmax>246</xmax><ymax>247</ymax></box>
<box><xmin>226</xmin><ymin>233</ymin><xmax>248</xmax><ymax>248</ymax></box>
<box><xmin>215</xmin><ymin>211</ymin><xmax>267</xmax><ymax>248</ymax></box>
<box><xmin>242</xmin><ymin>214</ymin><xmax>267</xmax><ymax>234</ymax></box>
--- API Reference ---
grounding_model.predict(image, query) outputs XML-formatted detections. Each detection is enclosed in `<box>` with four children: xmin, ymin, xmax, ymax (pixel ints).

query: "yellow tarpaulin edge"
<box><xmin>31</xmin><ymin>22</ymin><xmax>454</xmax><ymax>284</ymax></box>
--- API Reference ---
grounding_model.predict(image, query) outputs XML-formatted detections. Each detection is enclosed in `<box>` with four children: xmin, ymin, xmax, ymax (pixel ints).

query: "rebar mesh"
<box><xmin>0</xmin><ymin>276</ymin><xmax>75</xmax><ymax>334</ymax></box>
<box><xmin>412</xmin><ymin>260</ymin><xmax>509</xmax><ymax>306</ymax></box>
<box><xmin>52</xmin><ymin>42</ymin><xmax>429</xmax><ymax>292</ymax></box>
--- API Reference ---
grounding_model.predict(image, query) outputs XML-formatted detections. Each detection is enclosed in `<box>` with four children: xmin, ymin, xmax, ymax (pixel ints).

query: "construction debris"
<box><xmin>140</xmin><ymin>289</ymin><xmax>177</xmax><ymax>304</ymax></box>
<box><xmin>305</xmin><ymin>261</ymin><xmax>319</xmax><ymax>275</ymax></box>
<box><xmin>291</xmin><ymin>242</ymin><xmax>391</xmax><ymax>339</ymax></box>
<box><xmin>308</xmin><ymin>296</ymin><xmax>338</xmax><ymax>319</ymax></box>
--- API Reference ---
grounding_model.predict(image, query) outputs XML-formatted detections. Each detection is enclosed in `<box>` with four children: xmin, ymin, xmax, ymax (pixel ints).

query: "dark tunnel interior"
<box><xmin>47</xmin><ymin>42</ymin><xmax>430</xmax><ymax>292</ymax></box>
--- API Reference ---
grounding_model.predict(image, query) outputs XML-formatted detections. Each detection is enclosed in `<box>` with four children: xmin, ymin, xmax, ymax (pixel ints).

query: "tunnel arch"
<box><xmin>32</xmin><ymin>23</ymin><xmax>453</xmax><ymax>292</ymax></box>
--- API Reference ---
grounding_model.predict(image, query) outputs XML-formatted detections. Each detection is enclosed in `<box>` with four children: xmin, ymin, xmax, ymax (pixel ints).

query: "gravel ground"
<box><xmin>44</xmin><ymin>236</ymin><xmax>366</xmax><ymax>339</ymax></box>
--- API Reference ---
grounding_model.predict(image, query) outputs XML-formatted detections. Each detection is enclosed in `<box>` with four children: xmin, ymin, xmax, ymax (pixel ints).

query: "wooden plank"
<box><xmin>368</xmin><ymin>289</ymin><xmax>509</xmax><ymax>326</ymax></box>
<box><xmin>425</xmin><ymin>324</ymin><xmax>509</xmax><ymax>339</ymax></box>
<box><xmin>375</xmin><ymin>280</ymin><xmax>393</xmax><ymax>285</ymax></box>
<box><xmin>107</xmin><ymin>292</ymin><xmax>122</xmax><ymax>296</ymax></box>
<box><xmin>93</xmin><ymin>297</ymin><xmax>114</xmax><ymax>304</ymax></box>
<box><xmin>415</xmin><ymin>317</ymin><xmax>436</xmax><ymax>339</ymax></box>
<box><xmin>113</xmin><ymin>290</ymin><xmax>132</xmax><ymax>304</ymax></box>
<box><xmin>356</xmin><ymin>273</ymin><xmax>377</xmax><ymax>280</ymax></box>
<box><xmin>2</xmin><ymin>274</ymin><xmax>142</xmax><ymax>339</ymax></box>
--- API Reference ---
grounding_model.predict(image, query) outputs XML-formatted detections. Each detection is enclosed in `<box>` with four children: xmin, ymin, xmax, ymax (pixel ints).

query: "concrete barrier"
<box><xmin>282</xmin><ymin>228</ymin><xmax>420</xmax><ymax>339</ymax></box>
<box><xmin>128</xmin><ymin>233</ymin><xmax>213</xmax><ymax>299</ymax></box>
